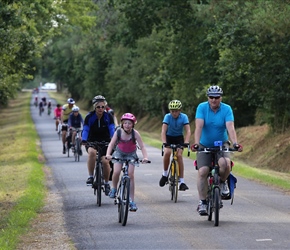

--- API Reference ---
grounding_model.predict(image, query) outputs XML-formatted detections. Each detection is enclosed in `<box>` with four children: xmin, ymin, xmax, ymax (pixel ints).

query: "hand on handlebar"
<box><xmin>233</xmin><ymin>143</ymin><xmax>243</xmax><ymax>152</ymax></box>
<box><xmin>141</xmin><ymin>158</ymin><xmax>150</xmax><ymax>164</ymax></box>
<box><xmin>191</xmin><ymin>143</ymin><xmax>199</xmax><ymax>152</ymax></box>
<box><xmin>105</xmin><ymin>155</ymin><xmax>112</xmax><ymax>160</ymax></box>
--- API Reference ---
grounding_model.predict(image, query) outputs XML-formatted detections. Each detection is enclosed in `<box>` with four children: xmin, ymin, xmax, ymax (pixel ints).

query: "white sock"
<box><xmin>163</xmin><ymin>170</ymin><xmax>168</xmax><ymax>176</ymax></box>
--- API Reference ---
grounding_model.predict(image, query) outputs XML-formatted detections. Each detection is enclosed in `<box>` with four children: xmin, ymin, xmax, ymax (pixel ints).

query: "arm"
<box><xmin>135</xmin><ymin>130</ymin><xmax>148</xmax><ymax>160</ymax></box>
<box><xmin>183</xmin><ymin>124</ymin><xmax>191</xmax><ymax>144</ymax></box>
<box><xmin>161</xmin><ymin>123</ymin><xmax>168</xmax><ymax>143</ymax></box>
<box><xmin>226</xmin><ymin>121</ymin><xmax>238</xmax><ymax>144</ymax></box>
<box><xmin>106</xmin><ymin>132</ymin><xmax>118</xmax><ymax>159</ymax></box>
<box><xmin>194</xmin><ymin>118</ymin><xmax>204</xmax><ymax>145</ymax></box>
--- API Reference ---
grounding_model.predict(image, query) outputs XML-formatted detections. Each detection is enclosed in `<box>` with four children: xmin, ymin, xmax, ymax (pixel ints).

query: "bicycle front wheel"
<box><xmin>121</xmin><ymin>177</ymin><xmax>130</xmax><ymax>226</ymax></box>
<box><xmin>96</xmin><ymin>162</ymin><xmax>102</xmax><ymax>206</ymax></box>
<box><xmin>207</xmin><ymin>186</ymin><xmax>213</xmax><ymax>221</ymax></box>
<box><xmin>214</xmin><ymin>187</ymin><xmax>220</xmax><ymax>226</ymax></box>
<box><xmin>75</xmin><ymin>138</ymin><xmax>80</xmax><ymax>162</ymax></box>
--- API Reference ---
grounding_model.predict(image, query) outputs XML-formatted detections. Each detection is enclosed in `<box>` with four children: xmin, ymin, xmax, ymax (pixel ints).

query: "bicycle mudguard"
<box><xmin>228</xmin><ymin>173</ymin><xmax>237</xmax><ymax>204</ymax></box>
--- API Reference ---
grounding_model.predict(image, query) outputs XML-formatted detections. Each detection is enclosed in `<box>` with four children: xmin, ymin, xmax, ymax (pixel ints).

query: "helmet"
<box><xmin>121</xmin><ymin>113</ymin><xmax>137</xmax><ymax>124</ymax></box>
<box><xmin>206</xmin><ymin>85</ymin><xmax>223</xmax><ymax>96</ymax></box>
<box><xmin>168</xmin><ymin>100</ymin><xmax>182</xmax><ymax>110</ymax></box>
<box><xmin>72</xmin><ymin>106</ymin><xmax>79</xmax><ymax>112</ymax></box>
<box><xmin>67</xmin><ymin>98</ymin><xmax>75</xmax><ymax>104</ymax></box>
<box><xmin>92</xmin><ymin>95</ymin><xmax>106</xmax><ymax>104</ymax></box>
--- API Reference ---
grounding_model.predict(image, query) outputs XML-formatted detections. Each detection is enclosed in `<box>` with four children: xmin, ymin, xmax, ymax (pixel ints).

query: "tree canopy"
<box><xmin>2</xmin><ymin>0</ymin><xmax>290</xmax><ymax>132</ymax></box>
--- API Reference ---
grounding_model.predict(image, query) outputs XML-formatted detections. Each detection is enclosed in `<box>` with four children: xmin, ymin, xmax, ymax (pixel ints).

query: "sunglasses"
<box><xmin>209</xmin><ymin>96</ymin><xmax>221</xmax><ymax>100</ymax></box>
<box><xmin>96</xmin><ymin>106</ymin><xmax>105</xmax><ymax>109</ymax></box>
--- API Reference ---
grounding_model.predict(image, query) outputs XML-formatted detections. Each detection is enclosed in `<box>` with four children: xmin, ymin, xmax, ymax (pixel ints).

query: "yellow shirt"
<box><xmin>61</xmin><ymin>104</ymin><xmax>75</xmax><ymax>122</ymax></box>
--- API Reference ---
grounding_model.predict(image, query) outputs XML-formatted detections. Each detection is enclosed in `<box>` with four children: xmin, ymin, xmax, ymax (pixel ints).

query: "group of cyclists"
<box><xmin>51</xmin><ymin>85</ymin><xmax>243</xmax><ymax>215</ymax></box>
<box><xmin>34</xmin><ymin>95</ymin><xmax>52</xmax><ymax>116</ymax></box>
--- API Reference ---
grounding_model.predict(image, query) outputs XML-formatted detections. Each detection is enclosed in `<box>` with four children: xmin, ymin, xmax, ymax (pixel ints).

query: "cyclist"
<box><xmin>105</xmin><ymin>105</ymin><xmax>118</xmax><ymax>127</ymax></box>
<box><xmin>105</xmin><ymin>113</ymin><xmax>149</xmax><ymax>212</ymax></box>
<box><xmin>34</xmin><ymin>95</ymin><xmax>38</xmax><ymax>107</ymax></box>
<box><xmin>191</xmin><ymin>85</ymin><xmax>243</xmax><ymax>215</ymax></box>
<box><xmin>61</xmin><ymin>98</ymin><xmax>76</xmax><ymax>154</ymax></box>
<box><xmin>41</xmin><ymin>96</ymin><xmax>47</xmax><ymax>106</ymax></box>
<box><xmin>81</xmin><ymin>95</ymin><xmax>115</xmax><ymax>196</ymax></box>
<box><xmin>47</xmin><ymin>100</ymin><xmax>52</xmax><ymax>115</ymax></box>
<box><xmin>54</xmin><ymin>104</ymin><xmax>62</xmax><ymax>131</ymax></box>
<box><xmin>67</xmin><ymin>106</ymin><xmax>84</xmax><ymax>154</ymax></box>
<box><xmin>159</xmin><ymin>100</ymin><xmax>191</xmax><ymax>191</ymax></box>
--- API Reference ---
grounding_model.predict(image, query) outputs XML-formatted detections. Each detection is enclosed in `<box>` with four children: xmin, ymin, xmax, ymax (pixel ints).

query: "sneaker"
<box><xmin>109</xmin><ymin>188</ymin><xmax>117</xmax><ymax>198</ymax></box>
<box><xmin>63</xmin><ymin>145</ymin><xmax>66</xmax><ymax>154</ymax></box>
<box><xmin>79</xmin><ymin>149</ymin><xmax>83</xmax><ymax>156</ymax></box>
<box><xmin>179</xmin><ymin>183</ymin><xmax>189</xmax><ymax>191</ymax></box>
<box><xmin>104</xmin><ymin>183</ymin><xmax>111</xmax><ymax>196</ymax></box>
<box><xmin>159</xmin><ymin>175</ymin><xmax>168</xmax><ymax>187</ymax></box>
<box><xmin>86</xmin><ymin>177</ymin><xmax>93</xmax><ymax>186</ymax></box>
<box><xmin>71</xmin><ymin>146</ymin><xmax>75</xmax><ymax>153</ymax></box>
<box><xmin>129</xmin><ymin>201</ymin><xmax>138</xmax><ymax>212</ymax></box>
<box><xmin>197</xmin><ymin>200</ymin><xmax>208</xmax><ymax>216</ymax></box>
<box><xmin>220</xmin><ymin>180</ymin><xmax>230</xmax><ymax>197</ymax></box>
<box><xmin>220</xmin><ymin>200</ymin><xmax>223</xmax><ymax>208</ymax></box>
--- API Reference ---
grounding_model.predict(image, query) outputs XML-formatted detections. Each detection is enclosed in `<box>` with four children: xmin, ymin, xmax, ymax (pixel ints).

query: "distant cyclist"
<box><xmin>159</xmin><ymin>100</ymin><xmax>191</xmax><ymax>191</ymax></box>
<box><xmin>61</xmin><ymin>98</ymin><xmax>76</xmax><ymax>154</ymax></box>
<box><xmin>34</xmin><ymin>95</ymin><xmax>38</xmax><ymax>107</ymax></box>
<box><xmin>47</xmin><ymin>100</ymin><xmax>52</xmax><ymax>115</ymax></box>
<box><xmin>81</xmin><ymin>95</ymin><xmax>115</xmax><ymax>195</ymax></box>
<box><xmin>39</xmin><ymin>100</ymin><xmax>44</xmax><ymax>116</ymax></box>
<box><xmin>106</xmin><ymin>105</ymin><xmax>118</xmax><ymax>127</ymax></box>
<box><xmin>67</xmin><ymin>106</ymin><xmax>84</xmax><ymax>153</ymax></box>
<box><xmin>54</xmin><ymin>104</ymin><xmax>62</xmax><ymax>131</ymax></box>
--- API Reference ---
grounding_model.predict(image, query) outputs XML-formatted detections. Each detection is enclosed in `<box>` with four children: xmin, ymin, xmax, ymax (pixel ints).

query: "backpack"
<box><xmin>116</xmin><ymin>127</ymin><xmax>136</xmax><ymax>144</ymax></box>
<box><xmin>222</xmin><ymin>173</ymin><xmax>237</xmax><ymax>205</ymax></box>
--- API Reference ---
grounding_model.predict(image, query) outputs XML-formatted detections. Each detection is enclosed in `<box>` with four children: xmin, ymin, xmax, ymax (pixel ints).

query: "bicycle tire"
<box><xmin>207</xmin><ymin>186</ymin><xmax>213</xmax><ymax>221</ymax></box>
<box><xmin>121</xmin><ymin>177</ymin><xmax>130</xmax><ymax>226</ymax></box>
<box><xmin>173</xmin><ymin>161</ymin><xmax>179</xmax><ymax>203</ymax></box>
<box><xmin>214</xmin><ymin>187</ymin><xmax>220</xmax><ymax>226</ymax></box>
<box><xmin>76</xmin><ymin>138</ymin><xmax>80</xmax><ymax>162</ymax></box>
<box><xmin>117</xmin><ymin>186</ymin><xmax>122</xmax><ymax>223</ymax></box>
<box><xmin>96</xmin><ymin>162</ymin><xmax>102</xmax><ymax>206</ymax></box>
<box><xmin>169</xmin><ymin>161</ymin><xmax>175</xmax><ymax>201</ymax></box>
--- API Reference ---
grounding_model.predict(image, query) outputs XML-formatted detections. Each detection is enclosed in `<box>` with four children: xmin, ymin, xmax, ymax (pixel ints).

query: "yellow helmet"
<box><xmin>168</xmin><ymin>100</ymin><xmax>182</xmax><ymax>110</ymax></box>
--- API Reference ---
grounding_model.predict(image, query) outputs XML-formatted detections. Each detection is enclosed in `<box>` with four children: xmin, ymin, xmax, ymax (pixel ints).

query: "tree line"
<box><xmin>2</xmin><ymin>0</ymin><xmax>290</xmax><ymax>132</ymax></box>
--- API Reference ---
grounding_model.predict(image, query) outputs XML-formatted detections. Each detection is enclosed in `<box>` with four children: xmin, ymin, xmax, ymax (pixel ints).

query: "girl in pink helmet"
<box><xmin>106</xmin><ymin>113</ymin><xmax>149</xmax><ymax>212</ymax></box>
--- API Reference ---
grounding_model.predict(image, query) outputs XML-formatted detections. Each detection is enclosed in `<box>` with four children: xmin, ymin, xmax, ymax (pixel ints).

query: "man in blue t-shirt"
<box><xmin>159</xmin><ymin>100</ymin><xmax>191</xmax><ymax>191</ymax></box>
<box><xmin>192</xmin><ymin>85</ymin><xmax>243</xmax><ymax>216</ymax></box>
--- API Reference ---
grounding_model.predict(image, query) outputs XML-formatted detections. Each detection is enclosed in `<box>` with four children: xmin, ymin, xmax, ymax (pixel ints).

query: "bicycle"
<box><xmin>56</xmin><ymin>118</ymin><xmax>62</xmax><ymax>140</ymax></box>
<box><xmin>65</xmin><ymin>125</ymin><xmax>71</xmax><ymax>157</ymax></box>
<box><xmin>161</xmin><ymin>143</ymin><xmax>190</xmax><ymax>203</ymax></box>
<box><xmin>111</xmin><ymin>157</ymin><xmax>150</xmax><ymax>226</ymax></box>
<box><xmin>196</xmin><ymin>140</ymin><xmax>238</xmax><ymax>226</ymax></box>
<box><xmin>86</xmin><ymin>141</ymin><xmax>110</xmax><ymax>207</ymax></box>
<box><xmin>73</xmin><ymin>129</ymin><xmax>82</xmax><ymax>162</ymax></box>
<box><xmin>47</xmin><ymin>106</ymin><xmax>51</xmax><ymax>115</ymax></box>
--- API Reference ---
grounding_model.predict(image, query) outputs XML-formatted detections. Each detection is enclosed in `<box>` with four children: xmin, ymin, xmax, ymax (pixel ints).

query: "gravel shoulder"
<box><xmin>17</xmin><ymin>166</ymin><xmax>75</xmax><ymax>250</ymax></box>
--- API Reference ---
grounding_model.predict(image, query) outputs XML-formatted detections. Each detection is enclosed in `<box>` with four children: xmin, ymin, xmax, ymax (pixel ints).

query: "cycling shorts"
<box><xmin>166</xmin><ymin>135</ymin><xmax>184</xmax><ymax>146</ymax></box>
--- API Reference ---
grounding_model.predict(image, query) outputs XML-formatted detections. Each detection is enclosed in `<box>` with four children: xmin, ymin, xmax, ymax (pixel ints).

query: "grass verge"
<box><xmin>0</xmin><ymin>92</ymin><xmax>46</xmax><ymax>250</ymax></box>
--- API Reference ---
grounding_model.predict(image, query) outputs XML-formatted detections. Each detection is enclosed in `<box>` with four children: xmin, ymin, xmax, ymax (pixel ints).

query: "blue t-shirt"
<box><xmin>163</xmin><ymin>113</ymin><xmax>189</xmax><ymax>137</ymax></box>
<box><xmin>195</xmin><ymin>102</ymin><xmax>234</xmax><ymax>147</ymax></box>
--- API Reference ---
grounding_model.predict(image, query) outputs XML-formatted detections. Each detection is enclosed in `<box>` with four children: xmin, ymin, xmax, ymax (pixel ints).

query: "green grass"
<box><xmin>0</xmin><ymin>92</ymin><xmax>46</xmax><ymax>250</ymax></box>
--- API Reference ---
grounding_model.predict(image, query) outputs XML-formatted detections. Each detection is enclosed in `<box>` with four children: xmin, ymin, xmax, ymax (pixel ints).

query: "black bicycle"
<box><xmin>66</xmin><ymin>129</ymin><xmax>72</xmax><ymax>158</ymax></box>
<box><xmin>196</xmin><ymin>141</ymin><xmax>238</xmax><ymax>226</ymax></box>
<box><xmin>161</xmin><ymin>143</ymin><xmax>190</xmax><ymax>203</ymax></box>
<box><xmin>87</xmin><ymin>141</ymin><xmax>109</xmax><ymax>206</ymax></box>
<box><xmin>111</xmin><ymin>157</ymin><xmax>150</xmax><ymax>226</ymax></box>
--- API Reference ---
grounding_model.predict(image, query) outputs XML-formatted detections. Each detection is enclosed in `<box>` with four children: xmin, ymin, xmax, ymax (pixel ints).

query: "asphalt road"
<box><xmin>31</xmin><ymin>92</ymin><xmax>290</xmax><ymax>250</ymax></box>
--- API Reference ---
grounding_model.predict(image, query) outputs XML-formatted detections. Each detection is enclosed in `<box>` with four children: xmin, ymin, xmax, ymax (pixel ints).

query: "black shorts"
<box><xmin>85</xmin><ymin>144</ymin><xmax>108</xmax><ymax>157</ymax></box>
<box><xmin>166</xmin><ymin>135</ymin><xmax>184</xmax><ymax>147</ymax></box>
<box><xmin>61</xmin><ymin>120</ymin><xmax>68</xmax><ymax>132</ymax></box>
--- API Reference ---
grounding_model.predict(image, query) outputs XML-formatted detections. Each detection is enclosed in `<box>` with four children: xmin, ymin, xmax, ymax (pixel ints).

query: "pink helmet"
<box><xmin>121</xmin><ymin>113</ymin><xmax>137</xmax><ymax>124</ymax></box>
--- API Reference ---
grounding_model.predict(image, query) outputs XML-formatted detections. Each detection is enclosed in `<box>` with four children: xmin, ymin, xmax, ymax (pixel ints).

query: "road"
<box><xmin>31</xmin><ymin>92</ymin><xmax>290</xmax><ymax>250</ymax></box>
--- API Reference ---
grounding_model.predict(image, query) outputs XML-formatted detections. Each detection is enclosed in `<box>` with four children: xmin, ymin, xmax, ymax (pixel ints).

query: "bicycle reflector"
<box><xmin>214</xmin><ymin>140</ymin><xmax>223</xmax><ymax>147</ymax></box>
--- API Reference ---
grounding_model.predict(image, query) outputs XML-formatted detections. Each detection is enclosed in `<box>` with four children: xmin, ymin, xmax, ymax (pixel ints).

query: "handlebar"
<box><xmin>110</xmin><ymin>156</ymin><xmax>151</xmax><ymax>164</ymax></box>
<box><xmin>161</xmin><ymin>143</ymin><xmax>190</xmax><ymax>157</ymax></box>
<box><xmin>196</xmin><ymin>146</ymin><xmax>238</xmax><ymax>153</ymax></box>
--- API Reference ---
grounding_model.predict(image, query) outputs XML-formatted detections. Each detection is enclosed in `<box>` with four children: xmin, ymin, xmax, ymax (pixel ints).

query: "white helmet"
<box><xmin>72</xmin><ymin>106</ymin><xmax>79</xmax><ymax>112</ymax></box>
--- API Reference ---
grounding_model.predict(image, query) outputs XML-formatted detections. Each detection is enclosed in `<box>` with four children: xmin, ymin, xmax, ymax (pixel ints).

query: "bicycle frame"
<box><xmin>87</xmin><ymin>141</ymin><xmax>109</xmax><ymax>207</ymax></box>
<box><xmin>112</xmin><ymin>157</ymin><xmax>150</xmax><ymax>226</ymax></box>
<box><xmin>197</xmin><ymin>140</ymin><xmax>237</xmax><ymax>226</ymax></box>
<box><xmin>162</xmin><ymin>144</ymin><xmax>190</xmax><ymax>203</ymax></box>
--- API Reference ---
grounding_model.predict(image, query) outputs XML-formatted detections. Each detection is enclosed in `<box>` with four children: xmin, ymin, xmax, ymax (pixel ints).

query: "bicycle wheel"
<box><xmin>173</xmin><ymin>161</ymin><xmax>179</xmax><ymax>203</ymax></box>
<box><xmin>214</xmin><ymin>187</ymin><xmax>220</xmax><ymax>226</ymax></box>
<box><xmin>96</xmin><ymin>162</ymin><xmax>102</xmax><ymax>206</ymax></box>
<box><xmin>117</xmin><ymin>186</ymin><xmax>122</xmax><ymax>223</ymax></box>
<box><xmin>207</xmin><ymin>186</ymin><xmax>213</xmax><ymax>221</ymax></box>
<box><xmin>67</xmin><ymin>136</ymin><xmax>71</xmax><ymax>158</ymax></box>
<box><xmin>75</xmin><ymin>138</ymin><xmax>80</xmax><ymax>162</ymax></box>
<box><xmin>121</xmin><ymin>177</ymin><xmax>130</xmax><ymax>226</ymax></box>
